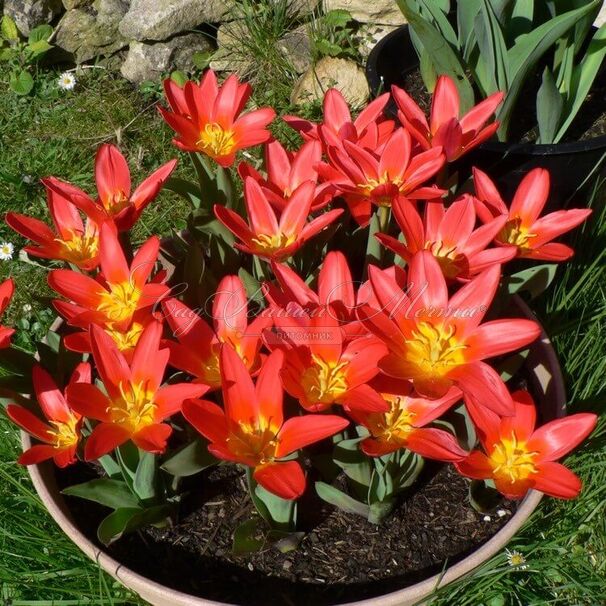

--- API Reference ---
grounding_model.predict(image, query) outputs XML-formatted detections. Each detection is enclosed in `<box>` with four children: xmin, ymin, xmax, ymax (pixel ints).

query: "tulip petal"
<box><xmin>220</xmin><ymin>342</ymin><xmax>258</xmax><ymax>425</ymax></box>
<box><xmin>275</xmin><ymin>414</ymin><xmax>348</xmax><ymax>457</ymax></box>
<box><xmin>466</xmin><ymin>318</ymin><xmax>541</xmax><ymax>360</ymax></box>
<box><xmin>527</xmin><ymin>413</ymin><xmax>597</xmax><ymax>461</ymax></box>
<box><xmin>32</xmin><ymin>365</ymin><xmax>71</xmax><ymax>423</ymax></box>
<box><xmin>155</xmin><ymin>383</ymin><xmax>207</xmax><ymax>421</ymax></box>
<box><xmin>133</xmin><ymin>423</ymin><xmax>172</xmax><ymax>454</ymax></box>
<box><xmin>18</xmin><ymin>444</ymin><xmax>58</xmax><ymax>466</ymax></box>
<box><xmin>430</xmin><ymin>76</ymin><xmax>460</xmax><ymax>133</ymax></box>
<box><xmin>455</xmin><ymin>450</ymin><xmax>493</xmax><ymax>479</ymax></box>
<box><xmin>84</xmin><ymin>423</ymin><xmax>131</xmax><ymax>460</ymax></box>
<box><xmin>182</xmin><ymin>398</ymin><xmax>229</xmax><ymax>444</ymax></box>
<box><xmin>253</xmin><ymin>460</ymin><xmax>306</xmax><ymax>500</ymax></box>
<box><xmin>406</xmin><ymin>427</ymin><xmax>468</xmax><ymax>461</ymax></box>
<box><xmin>532</xmin><ymin>461</ymin><xmax>582</xmax><ymax>499</ymax></box>
<box><xmin>6</xmin><ymin>405</ymin><xmax>51</xmax><ymax>442</ymax></box>
<box><xmin>510</xmin><ymin>168</ymin><xmax>550</xmax><ymax>226</ymax></box>
<box><xmin>95</xmin><ymin>144</ymin><xmax>131</xmax><ymax>205</ymax></box>
<box><xmin>66</xmin><ymin>383</ymin><xmax>112</xmax><ymax>422</ymax></box>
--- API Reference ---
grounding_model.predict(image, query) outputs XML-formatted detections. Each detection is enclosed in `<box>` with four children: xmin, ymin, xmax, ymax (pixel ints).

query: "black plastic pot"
<box><xmin>366</xmin><ymin>25</ymin><xmax>606</xmax><ymax>209</ymax></box>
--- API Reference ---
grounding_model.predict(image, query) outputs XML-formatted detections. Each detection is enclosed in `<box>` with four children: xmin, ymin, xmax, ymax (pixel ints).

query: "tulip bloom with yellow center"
<box><xmin>269</xmin><ymin>311</ymin><xmax>389</xmax><ymax>413</ymax></box>
<box><xmin>283</xmin><ymin>87</ymin><xmax>395</xmax><ymax>152</ymax></box>
<box><xmin>215</xmin><ymin>177</ymin><xmax>343</xmax><ymax>262</ymax></box>
<box><xmin>66</xmin><ymin>322</ymin><xmax>206</xmax><ymax>459</ymax></box>
<box><xmin>359</xmin><ymin>251</ymin><xmax>541</xmax><ymax>415</ymax></box>
<box><xmin>349</xmin><ymin>377</ymin><xmax>466</xmax><ymax>461</ymax></box>
<box><xmin>392</xmin><ymin>75</ymin><xmax>504</xmax><ymax>161</ymax></box>
<box><xmin>160</xmin><ymin>70</ymin><xmax>275</xmax><ymax>167</ymax></box>
<box><xmin>473</xmin><ymin>167</ymin><xmax>592</xmax><ymax>262</ymax></box>
<box><xmin>49</xmin><ymin>223</ymin><xmax>168</xmax><ymax>332</ymax></box>
<box><xmin>6</xmin><ymin>178</ymin><xmax>105</xmax><ymax>271</ymax></box>
<box><xmin>376</xmin><ymin>196</ymin><xmax>516</xmax><ymax>281</ymax></box>
<box><xmin>182</xmin><ymin>345</ymin><xmax>349</xmax><ymax>499</ymax></box>
<box><xmin>7</xmin><ymin>363</ymin><xmax>90</xmax><ymax>467</ymax></box>
<box><xmin>457</xmin><ymin>391</ymin><xmax>597</xmax><ymax>499</ymax></box>
<box><xmin>267</xmin><ymin>250</ymin><xmax>366</xmax><ymax>339</ymax></box>
<box><xmin>238</xmin><ymin>139</ymin><xmax>334</xmax><ymax>213</ymax></box>
<box><xmin>317</xmin><ymin>128</ymin><xmax>445</xmax><ymax>226</ymax></box>
<box><xmin>162</xmin><ymin>275</ymin><xmax>270</xmax><ymax>390</ymax></box>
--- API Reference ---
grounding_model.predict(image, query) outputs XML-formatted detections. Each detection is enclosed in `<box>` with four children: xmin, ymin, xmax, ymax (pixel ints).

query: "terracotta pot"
<box><xmin>21</xmin><ymin>297</ymin><xmax>565</xmax><ymax>606</ymax></box>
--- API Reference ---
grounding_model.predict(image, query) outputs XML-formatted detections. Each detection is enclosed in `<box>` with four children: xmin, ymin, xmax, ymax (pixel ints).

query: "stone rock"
<box><xmin>119</xmin><ymin>0</ymin><xmax>235</xmax><ymax>42</ymax></box>
<box><xmin>279</xmin><ymin>0</ymin><xmax>319</xmax><ymax>18</ymax></box>
<box><xmin>322</xmin><ymin>0</ymin><xmax>406</xmax><ymax>25</ymax></box>
<box><xmin>3</xmin><ymin>0</ymin><xmax>63</xmax><ymax>36</ymax></box>
<box><xmin>291</xmin><ymin>57</ymin><xmax>369</xmax><ymax>108</ymax></box>
<box><xmin>120</xmin><ymin>32</ymin><xmax>215</xmax><ymax>84</ymax></box>
<box><xmin>55</xmin><ymin>0</ymin><xmax>129</xmax><ymax>63</ymax></box>
<box><xmin>209</xmin><ymin>45</ymin><xmax>253</xmax><ymax>76</ymax></box>
<box><xmin>61</xmin><ymin>0</ymin><xmax>88</xmax><ymax>9</ymax></box>
<box><xmin>278</xmin><ymin>25</ymin><xmax>312</xmax><ymax>74</ymax></box>
<box><xmin>215</xmin><ymin>19</ymin><xmax>248</xmax><ymax>48</ymax></box>
<box><xmin>355</xmin><ymin>23</ymin><xmax>399</xmax><ymax>58</ymax></box>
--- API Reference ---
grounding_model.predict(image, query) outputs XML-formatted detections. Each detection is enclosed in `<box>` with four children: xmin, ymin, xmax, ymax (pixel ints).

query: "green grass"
<box><xmin>0</xmin><ymin>31</ymin><xmax>605</xmax><ymax>606</ymax></box>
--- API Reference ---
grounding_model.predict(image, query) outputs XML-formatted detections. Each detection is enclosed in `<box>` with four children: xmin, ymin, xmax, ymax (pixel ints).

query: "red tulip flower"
<box><xmin>318</xmin><ymin>128</ymin><xmax>445</xmax><ymax>226</ymax></box>
<box><xmin>182</xmin><ymin>345</ymin><xmax>349</xmax><ymax>499</ymax></box>
<box><xmin>7</xmin><ymin>179</ymin><xmax>103</xmax><ymax>270</ymax></box>
<box><xmin>456</xmin><ymin>390</ymin><xmax>597</xmax><ymax>499</ymax></box>
<box><xmin>215</xmin><ymin>177</ymin><xmax>343</xmax><ymax>261</ymax></box>
<box><xmin>392</xmin><ymin>76</ymin><xmax>504</xmax><ymax>161</ymax></box>
<box><xmin>377</xmin><ymin>195</ymin><xmax>516</xmax><ymax>279</ymax></box>
<box><xmin>0</xmin><ymin>278</ymin><xmax>15</xmax><ymax>348</ymax></box>
<box><xmin>66</xmin><ymin>322</ymin><xmax>206</xmax><ymax>459</ymax></box>
<box><xmin>161</xmin><ymin>275</ymin><xmax>270</xmax><ymax>389</ymax></box>
<box><xmin>266</xmin><ymin>251</ymin><xmax>370</xmax><ymax>339</ymax></box>
<box><xmin>49</xmin><ymin>223</ymin><xmax>168</xmax><ymax>331</ymax></box>
<box><xmin>51</xmin><ymin>145</ymin><xmax>176</xmax><ymax>232</ymax></box>
<box><xmin>284</xmin><ymin>88</ymin><xmax>394</xmax><ymax>152</ymax></box>
<box><xmin>359</xmin><ymin>251</ymin><xmax>541</xmax><ymax>414</ymax></box>
<box><xmin>349</xmin><ymin>377</ymin><xmax>466</xmax><ymax>461</ymax></box>
<box><xmin>160</xmin><ymin>70</ymin><xmax>275</xmax><ymax>167</ymax></box>
<box><xmin>238</xmin><ymin>139</ymin><xmax>334</xmax><ymax>212</ymax></box>
<box><xmin>268</xmin><ymin>310</ymin><xmax>389</xmax><ymax>413</ymax></box>
<box><xmin>473</xmin><ymin>168</ymin><xmax>592</xmax><ymax>261</ymax></box>
<box><xmin>7</xmin><ymin>363</ymin><xmax>90</xmax><ymax>467</ymax></box>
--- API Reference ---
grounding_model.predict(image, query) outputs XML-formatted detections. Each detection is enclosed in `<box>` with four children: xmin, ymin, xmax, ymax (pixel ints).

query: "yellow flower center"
<box><xmin>357</xmin><ymin>174</ymin><xmax>403</xmax><ymax>206</ymax></box>
<box><xmin>499</xmin><ymin>217</ymin><xmax>537</xmax><ymax>251</ymax></box>
<box><xmin>366</xmin><ymin>394</ymin><xmax>416</xmax><ymax>443</ymax></box>
<box><xmin>251</xmin><ymin>232</ymin><xmax>297</xmax><ymax>255</ymax></box>
<box><xmin>55</xmin><ymin>231</ymin><xmax>99</xmax><ymax>265</ymax></box>
<box><xmin>107</xmin><ymin>381</ymin><xmax>157</xmax><ymax>433</ymax></box>
<box><xmin>103</xmin><ymin>191</ymin><xmax>130</xmax><ymax>214</ymax></box>
<box><xmin>227</xmin><ymin>419</ymin><xmax>279</xmax><ymax>464</ymax></box>
<box><xmin>46</xmin><ymin>414</ymin><xmax>80</xmax><ymax>450</ymax></box>
<box><xmin>489</xmin><ymin>432</ymin><xmax>538</xmax><ymax>484</ymax></box>
<box><xmin>300</xmin><ymin>354</ymin><xmax>349</xmax><ymax>406</ymax></box>
<box><xmin>105</xmin><ymin>322</ymin><xmax>144</xmax><ymax>353</ymax></box>
<box><xmin>197</xmin><ymin>123</ymin><xmax>237</xmax><ymax>158</ymax></box>
<box><xmin>97</xmin><ymin>281</ymin><xmax>141</xmax><ymax>324</ymax></box>
<box><xmin>405</xmin><ymin>322</ymin><xmax>467</xmax><ymax>379</ymax></box>
<box><xmin>425</xmin><ymin>240</ymin><xmax>466</xmax><ymax>279</ymax></box>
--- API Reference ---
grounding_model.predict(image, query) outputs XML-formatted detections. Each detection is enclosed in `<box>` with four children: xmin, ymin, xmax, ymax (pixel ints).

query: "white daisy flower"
<box><xmin>58</xmin><ymin>72</ymin><xmax>76</xmax><ymax>91</ymax></box>
<box><xmin>22</xmin><ymin>304</ymin><xmax>32</xmax><ymax>313</ymax></box>
<box><xmin>0</xmin><ymin>242</ymin><xmax>14</xmax><ymax>260</ymax></box>
<box><xmin>505</xmin><ymin>548</ymin><xmax>528</xmax><ymax>569</ymax></box>
<box><xmin>483</xmin><ymin>515</ymin><xmax>491</xmax><ymax>522</ymax></box>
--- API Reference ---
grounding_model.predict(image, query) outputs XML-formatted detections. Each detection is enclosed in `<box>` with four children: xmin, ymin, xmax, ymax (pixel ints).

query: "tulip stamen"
<box><xmin>46</xmin><ymin>414</ymin><xmax>79</xmax><ymax>449</ymax></box>
<box><xmin>97</xmin><ymin>281</ymin><xmax>141</xmax><ymax>324</ymax></box>
<box><xmin>251</xmin><ymin>232</ymin><xmax>296</xmax><ymax>255</ymax></box>
<box><xmin>108</xmin><ymin>380</ymin><xmax>157</xmax><ymax>432</ymax></box>
<box><xmin>490</xmin><ymin>432</ymin><xmax>539</xmax><ymax>484</ymax></box>
<box><xmin>405</xmin><ymin>322</ymin><xmax>468</xmax><ymax>378</ymax></box>
<box><xmin>300</xmin><ymin>354</ymin><xmax>349</xmax><ymax>405</ymax></box>
<box><xmin>197</xmin><ymin>123</ymin><xmax>236</xmax><ymax>158</ymax></box>
<box><xmin>105</xmin><ymin>322</ymin><xmax>144</xmax><ymax>352</ymax></box>
<box><xmin>54</xmin><ymin>231</ymin><xmax>99</xmax><ymax>264</ymax></box>
<box><xmin>500</xmin><ymin>217</ymin><xmax>538</xmax><ymax>251</ymax></box>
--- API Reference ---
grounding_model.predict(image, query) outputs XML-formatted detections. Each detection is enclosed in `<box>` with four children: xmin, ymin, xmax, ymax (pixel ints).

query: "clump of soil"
<box><xmin>58</xmin><ymin>461</ymin><xmax>517</xmax><ymax>606</ymax></box>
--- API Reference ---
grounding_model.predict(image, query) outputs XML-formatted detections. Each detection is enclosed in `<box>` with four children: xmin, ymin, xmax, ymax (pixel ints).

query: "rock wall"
<box><xmin>2</xmin><ymin>0</ymin><xmax>407</xmax><ymax>106</ymax></box>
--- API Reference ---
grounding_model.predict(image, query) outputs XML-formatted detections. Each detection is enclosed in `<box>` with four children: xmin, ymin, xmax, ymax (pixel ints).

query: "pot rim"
<box><xmin>365</xmin><ymin>24</ymin><xmax>606</xmax><ymax>156</ymax></box>
<box><xmin>21</xmin><ymin>296</ymin><xmax>565</xmax><ymax>606</ymax></box>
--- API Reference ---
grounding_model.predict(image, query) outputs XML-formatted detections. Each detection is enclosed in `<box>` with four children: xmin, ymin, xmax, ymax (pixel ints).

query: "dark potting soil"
<box><xmin>57</xmin><ymin>460</ymin><xmax>517</xmax><ymax>606</ymax></box>
<box><xmin>401</xmin><ymin>67</ymin><xmax>606</xmax><ymax>144</ymax></box>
